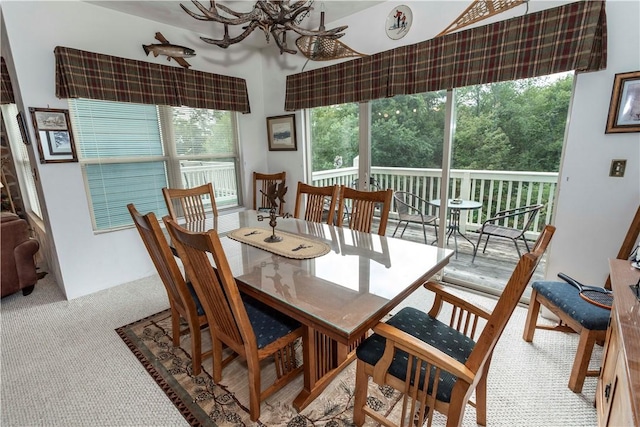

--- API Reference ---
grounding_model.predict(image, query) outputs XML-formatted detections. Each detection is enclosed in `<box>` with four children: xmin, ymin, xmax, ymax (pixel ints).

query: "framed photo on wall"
<box><xmin>16</xmin><ymin>111</ymin><xmax>31</xmax><ymax>145</ymax></box>
<box><xmin>266</xmin><ymin>114</ymin><xmax>297</xmax><ymax>151</ymax></box>
<box><xmin>605</xmin><ymin>70</ymin><xmax>640</xmax><ymax>133</ymax></box>
<box><xmin>29</xmin><ymin>107</ymin><xmax>78</xmax><ymax>163</ymax></box>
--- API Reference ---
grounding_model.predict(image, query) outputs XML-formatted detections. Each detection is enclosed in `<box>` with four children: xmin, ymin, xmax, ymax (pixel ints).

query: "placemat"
<box><xmin>227</xmin><ymin>227</ymin><xmax>330</xmax><ymax>260</ymax></box>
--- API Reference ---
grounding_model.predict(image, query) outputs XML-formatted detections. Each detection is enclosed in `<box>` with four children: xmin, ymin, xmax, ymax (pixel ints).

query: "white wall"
<box><xmin>1</xmin><ymin>1</ymin><xmax>267</xmax><ymax>298</ymax></box>
<box><xmin>2</xmin><ymin>0</ymin><xmax>638</xmax><ymax>299</ymax></box>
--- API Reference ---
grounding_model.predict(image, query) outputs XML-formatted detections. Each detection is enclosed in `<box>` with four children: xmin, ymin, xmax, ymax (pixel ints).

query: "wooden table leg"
<box><xmin>293</xmin><ymin>326</ymin><xmax>363</xmax><ymax>411</ymax></box>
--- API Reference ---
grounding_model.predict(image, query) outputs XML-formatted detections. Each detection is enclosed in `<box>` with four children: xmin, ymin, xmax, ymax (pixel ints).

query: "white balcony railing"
<box><xmin>313</xmin><ymin>166</ymin><xmax>557</xmax><ymax>238</ymax></box>
<box><xmin>181</xmin><ymin>163</ymin><xmax>558</xmax><ymax>239</ymax></box>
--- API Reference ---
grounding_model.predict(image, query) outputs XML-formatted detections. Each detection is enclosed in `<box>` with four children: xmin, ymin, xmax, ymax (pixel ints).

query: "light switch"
<box><xmin>609</xmin><ymin>159</ymin><xmax>626</xmax><ymax>177</ymax></box>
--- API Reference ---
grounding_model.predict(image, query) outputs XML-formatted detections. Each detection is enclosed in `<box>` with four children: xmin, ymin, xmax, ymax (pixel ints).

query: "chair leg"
<box><xmin>475</xmin><ymin>366</ymin><xmax>489</xmax><ymax>426</ymax></box>
<box><xmin>471</xmin><ymin>232</ymin><xmax>484</xmax><ymax>263</ymax></box>
<box><xmin>392</xmin><ymin>220</ymin><xmax>402</xmax><ymax>238</ymax></box>
<box><xmin>191</xmin><ymin>326</ymin><xmax>202</xmax><ymax>376</ymax></box>
<box><xmin>420</xmin><ymin>223</ymin><xmax>428</xmax><ymax>245</ymax></box>
<box><xmin>523</xmin><ymin>290</ymin><xmax>541</xmax><ymax>342</ymax></box>
<box><xmin>171</xmin><ymin>307</ymin><xmax>181</xmax><ymax>347</ymax></box>
<box><xmin>353</xmin><ymin>361</ymin><xmax>368</xmax><ymax>426</ymax></box>
<box><xmin>511</xmin><ymin>238</ymin><xmax>522</xmax><ymax>257</ymax></box>
<box><xmin>400</xmin><ymin>222</ymin><xmax>409</xmax><ymax>238</ymax></box>
<box><xmin>522</xmin><ymin>235</ymin><xmax>531</xmax><ymax>252</ymax></box>
<box><xmin>569</xmin><ymin>330</ymin><xmax>598</xmax><ymax>393</ymax></box>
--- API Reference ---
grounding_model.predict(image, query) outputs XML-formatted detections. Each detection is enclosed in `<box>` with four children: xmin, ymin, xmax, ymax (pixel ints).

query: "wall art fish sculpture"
<box><xmin>142</xmin><ymin>32</ymin><xmax>195</xmax><ymax>69</ymax></box>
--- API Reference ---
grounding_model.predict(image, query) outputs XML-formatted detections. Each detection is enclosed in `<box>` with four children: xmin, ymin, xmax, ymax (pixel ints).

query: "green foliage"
<box><xmin>311</xmin><ymin>74</ymin><xmax>572</xmax><ymax>173</ymax></box>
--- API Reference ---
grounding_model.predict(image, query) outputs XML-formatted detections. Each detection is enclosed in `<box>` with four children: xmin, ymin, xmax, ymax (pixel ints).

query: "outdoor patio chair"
<box><xmin>162</xmin><ymin>182</ymin><xmax>218</xmax><ymax>222</ymax></box>
<box><xmin>472</xmin><ymin>203</ymin><xmax>544</xmax><ymax>262</ymax></box>
<box><xmin>353</xmin><ymin>224</ymin><xmax>555</xmax><ymax>427</ymax></box>
<box><xmin>392</xmin><ymin>191</ymin><xmax>438</xmax><ymax>245</ymax></box>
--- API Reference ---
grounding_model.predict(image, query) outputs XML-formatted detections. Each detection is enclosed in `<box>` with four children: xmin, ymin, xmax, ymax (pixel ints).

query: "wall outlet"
<box><xmin>609</xmin><ymin>159</ymin><xmax>626</xmax><ymax>177</ymax></box>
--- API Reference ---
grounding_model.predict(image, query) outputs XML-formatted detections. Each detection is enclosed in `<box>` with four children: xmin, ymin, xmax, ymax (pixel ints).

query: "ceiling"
<box><xmin>86</xmin><ymin>1</ymin><xmax>385</xmax><ymax>48</ymax></box>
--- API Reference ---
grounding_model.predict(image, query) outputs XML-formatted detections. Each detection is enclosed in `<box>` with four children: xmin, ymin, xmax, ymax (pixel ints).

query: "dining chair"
<box><xmin>163</xmin><ymin>216</ymin><xmax>304</xmax><ymax>421</ymax></box>
<box><xmin>472</xmin><ymin>203</ymin><xmax>544</xmax><ymax>262</ymax></box>
<box><xmin>127</xmin><ymin>203</ymin><xmax>211</xmax><ymax>375</ymax></box>
<box><xmin>522</xmin><ymin>205</ymin><xmax>640</xmax><ymax>393</ymax></box>
<box><xmin>253</xmin><ymin>171</ymin><xmax>286</xmax><ymax>214</ymax></box>
<box><xmin>162</xmin><ymin>182</ymin><xmax>218</xmax><ymax>222</ymax></box>
<box><xmin>353</xmin><ymin>224</ymin><xmax>555</xmax><ymax>427</ymax></box>
<box><xmin>293</xmin><ymin>181</ymin><xmax>340</xmax><ymax>225</ymax></box>
<box><xmin>336</xmin><ymin>186</ymin><xmax>393</xmax><ymax>236</ymax></box>
<box><xmin>392</xmin><ymin>191</ymin><xmax>438</xmax><ymax>245</ymax></box>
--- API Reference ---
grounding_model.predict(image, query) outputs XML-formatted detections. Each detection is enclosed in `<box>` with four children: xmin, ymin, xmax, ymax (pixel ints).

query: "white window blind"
<box><xmin>69</xmin><ymin>99</ymin><xmax>169</xmax><ymax>230</ymax></box>
<box><xmin>69</xmin><ymin>99</ymin><xmax>241</xmax><ymax>231</ymax></box>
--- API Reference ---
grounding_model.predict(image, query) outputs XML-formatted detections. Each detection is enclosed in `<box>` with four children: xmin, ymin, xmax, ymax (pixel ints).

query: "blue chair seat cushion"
<box><xmin>186</xmin><ymin>281</ymin><xmax>205</xmax><ymax>316</ymax></box>
<box><xmin>241</xmin><ymin>294</ymin><xmax>301</xmax><ymax>349</ymax></box>
<box><xmin>356</xmin><ymin>307</ymin><xmax>475</xmax><ymax>403</ymax></box>
<box><xmin>532</xmin><ymin>281</ymin><xmax>610</xmax><ymax>330</ymax></box>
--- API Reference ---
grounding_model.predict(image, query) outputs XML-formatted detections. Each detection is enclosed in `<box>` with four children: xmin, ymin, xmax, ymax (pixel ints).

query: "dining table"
<box><xmin>177</xmin><ymin>209</ymin><xmax>454</xmax><ymax>411</ymax></box>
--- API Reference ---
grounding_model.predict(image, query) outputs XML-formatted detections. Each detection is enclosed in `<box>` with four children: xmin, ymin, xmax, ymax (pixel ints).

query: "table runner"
<box><xmin>227</xmin><ymin>227</ymin><xmax>330</xmax><ymax>260</ymax></box>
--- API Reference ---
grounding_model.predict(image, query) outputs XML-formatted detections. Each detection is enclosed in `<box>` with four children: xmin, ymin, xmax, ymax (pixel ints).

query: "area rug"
<box><xmin>116</xmin><ymin>309</ymin><xmax>405</xmax><ymax>427</ymax></box>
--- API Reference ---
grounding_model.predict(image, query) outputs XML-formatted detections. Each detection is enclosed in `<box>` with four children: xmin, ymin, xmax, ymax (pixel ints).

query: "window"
<box><xmin>69</xmin><ymin>99</ymin><xmax>240</xmax><ymax>231</ymax></box>
<box><xmin>1</xmin><ymin>104</ymin><xmax>42</xmax><ymax>218</ymax></box>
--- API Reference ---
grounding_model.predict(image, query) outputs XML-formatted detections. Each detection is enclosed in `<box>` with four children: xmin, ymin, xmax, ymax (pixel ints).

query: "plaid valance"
<box><xmin>55</xmin><ymin>47</ymin><xmax>250</xmax><ymax>113</ymax></box>
<box><xmin>1</xmin><ymin>57</ymin><xmax>15</xmax><ymax>105</ymax></box>
<box><xmin>285</xmin><ymin>1</ymin><xmax>606</xmax><ymax>110</ymax></box>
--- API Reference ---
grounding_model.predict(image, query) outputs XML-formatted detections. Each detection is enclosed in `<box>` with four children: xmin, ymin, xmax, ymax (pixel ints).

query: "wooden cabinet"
<box><xmin>596</xmin><ymin>260</ymin><xmax>640</xmax><ymax>427</ymax></box>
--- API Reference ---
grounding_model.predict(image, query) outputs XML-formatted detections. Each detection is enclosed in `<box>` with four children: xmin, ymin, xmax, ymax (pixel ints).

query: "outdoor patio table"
<box><xmin>429</xmin><ymin>198</ymin><xmax>482</xmax><ymax>258</ymax></box>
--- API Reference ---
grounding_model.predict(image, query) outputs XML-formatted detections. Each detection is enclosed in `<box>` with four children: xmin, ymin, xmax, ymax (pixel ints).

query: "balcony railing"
<box><xmin>313</xmin><ymin>166</ymin><xmax>557</xmax><ymax>238</ymax></box>
<box><xmin>180</xmin><ymin>163</ymin><xmax>558</xmax><ymax>239</ymax></box>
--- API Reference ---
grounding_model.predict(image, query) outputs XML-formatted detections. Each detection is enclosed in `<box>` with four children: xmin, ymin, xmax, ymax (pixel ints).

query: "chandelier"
<box><xmin>180</xmin><ymin>0</ymin><xmax>348</xmax><ymax>55</ymax></box>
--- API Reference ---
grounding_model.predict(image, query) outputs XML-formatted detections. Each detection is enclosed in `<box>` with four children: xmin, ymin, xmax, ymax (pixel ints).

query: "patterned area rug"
<box><xmin>116</xmin><ymin>310</ymin><xmax>403</xmax><ymax>427</ymax></box>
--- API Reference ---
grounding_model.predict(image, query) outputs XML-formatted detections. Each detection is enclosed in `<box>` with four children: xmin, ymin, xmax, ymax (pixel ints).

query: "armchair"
<box><xmin>353</xmin><ymin>225</ymin><xmax>555</xmax><ymax>427</ymax></box>
<box><xmin>472</xmin><ymin>203</ymin><xmax>544</xmax><ymax>262</ymax></box>
<box><xmin>1</xmin><ymin>212</ymin><xmax>40</xmax><ymax>298</ymax></box>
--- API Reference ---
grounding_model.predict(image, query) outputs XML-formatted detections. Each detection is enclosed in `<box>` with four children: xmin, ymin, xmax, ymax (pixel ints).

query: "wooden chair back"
<box><xmin>162</xmin><ymin>182</ymin><xmax>217</xmax><ymax>221</ymax></box>
<box><xmin>253</xmin><ymin>171</ymin><xmax>286</xmax><ymax>214</ymax></box>
<box><xmin>336</xmin><ymin>186</ymin><xmax>393</xmax><ymax>236</ymax></box>
<box><xmin>293</xmin><ymin>181</ymin><xmax>339</xmax><ymax>225</ymax></box>
<box><xmin>164</xmin><ymin>218</ymin><xmax>250</xmax><ymax>357</ymax></box>
<box><xmin>127</xmin><ymin>203</ymin><xmax>210</xmax><ymax>374</ymax></box>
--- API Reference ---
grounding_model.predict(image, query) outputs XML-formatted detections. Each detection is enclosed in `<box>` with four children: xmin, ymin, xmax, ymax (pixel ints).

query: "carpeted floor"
<box><xmin>1</xmin><ymin>274</ymin><xmax>600</xmax><ymax>426</ymax></box>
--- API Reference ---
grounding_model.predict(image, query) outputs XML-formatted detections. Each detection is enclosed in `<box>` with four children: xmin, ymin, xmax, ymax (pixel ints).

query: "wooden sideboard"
<box><xmin>596</xmin><ymin>259</ymin><xmax>640</xmax><ymax>426</ymax></box>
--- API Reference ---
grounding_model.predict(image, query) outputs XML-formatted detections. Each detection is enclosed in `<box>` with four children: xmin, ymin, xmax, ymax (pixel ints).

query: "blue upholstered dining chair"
<box><xmin>164</xmin><ymin>216</ymin><xmax>303</xmax><ymax>422</ymax></box>
<box><xmin>523</xmin><ymin>277</ymin><xmax>610</xmax><ymax>393</ymax></box>
<box><xmin>353</xmin><ymin>225</ymin><xmax>555</xmax><ymax>427</ymax></box>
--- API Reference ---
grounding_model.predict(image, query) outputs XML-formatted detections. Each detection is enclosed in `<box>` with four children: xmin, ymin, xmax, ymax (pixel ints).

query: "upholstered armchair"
<box><xmin>1</xmin><ymin>212</ymin><xmax>40</xmax><ymax>298</ymax></box>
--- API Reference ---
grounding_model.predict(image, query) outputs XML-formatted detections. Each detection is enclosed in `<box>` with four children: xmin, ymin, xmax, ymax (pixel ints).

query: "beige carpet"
<box><xmin>1</xmin><ymin>274</ymin><xmax>599</xmax><ymax>426</ymax></box>
<box><xmin>115</xmin><ymin>283</ymin><xmax>600</xmax><ymax>427</ymax></box>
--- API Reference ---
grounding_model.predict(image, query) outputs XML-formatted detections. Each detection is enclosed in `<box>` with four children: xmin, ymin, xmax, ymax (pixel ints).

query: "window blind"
<box><xmin>69</xmin><ymin>99</ymin><xmax>169</xmax><ymax>230</ymax></box>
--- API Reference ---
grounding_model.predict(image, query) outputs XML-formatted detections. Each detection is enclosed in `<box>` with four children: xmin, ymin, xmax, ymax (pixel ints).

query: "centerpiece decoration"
<box><xmin>257</xmin><ymin>182</ymin><xmax>290</xmax><ymax>243</ymax></box>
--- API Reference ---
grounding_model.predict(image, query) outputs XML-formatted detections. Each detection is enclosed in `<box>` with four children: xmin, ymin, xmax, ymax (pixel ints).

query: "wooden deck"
<box><xmin>384</xmin><ymin>219</ymin><xmax>546</xmax><ymax>301</ymax></box>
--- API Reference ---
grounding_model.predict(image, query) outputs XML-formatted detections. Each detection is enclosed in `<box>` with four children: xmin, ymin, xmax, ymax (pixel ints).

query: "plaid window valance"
<box><xmin>55</xmin><ymin>47</ymin><xmax>250</xmax><ymax>113</ymax></box>
<box><xmin>1</xmin><ymin>57</ymin><xmax>15</xmax><ymax>105</ymax></box>
<box><xmin>285</xmin><ymin>1</ymin><xmax>606</xmax><ymax>110</ymax></box>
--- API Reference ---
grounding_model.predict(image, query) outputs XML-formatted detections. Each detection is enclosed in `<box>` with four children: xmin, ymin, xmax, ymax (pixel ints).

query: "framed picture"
<box><xmin>29</xmin><ymin>107</ymin><xmax>78</xmax><ymax>163</ymax></box>
<box><xmin>266</xmin><ymin>114</ymin><xmax>297</xmax><ymax>151</ymax></box>
<box><xmin>605</xmin><ymin>70</ymin><xmax>640</xmax><ymax>133</ymax></box>
<box><xmin>16</xmin><ymin>111</ymin><xmax>30</xmax><ymax>145</ymax></box>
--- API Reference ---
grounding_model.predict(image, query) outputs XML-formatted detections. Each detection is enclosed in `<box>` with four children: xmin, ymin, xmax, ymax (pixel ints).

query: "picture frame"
<box><xmin>266</xmin><ymin>114</ymin><xmax>297</xmax><ymax>151</ymax></box>
<box><xmin>16</xmin><ymin>111</ymin><xmax>30</xmax><ymax>145</ymax></box>
<box><xmin>29</xmin><ymin>107</ymin><xmax>78</xmax><ymax>163</ymax></box>
<box><xmin>605</xmin><ymin>70</ymin><xmax>640</xmax><ymax>133</ymax></box>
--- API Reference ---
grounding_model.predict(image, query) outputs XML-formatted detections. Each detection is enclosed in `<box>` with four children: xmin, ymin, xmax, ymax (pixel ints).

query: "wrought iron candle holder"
<box><xmin>257</xmin><ymin>182</ymin><xmax>290</xmax><ymax>243</ymax></box>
